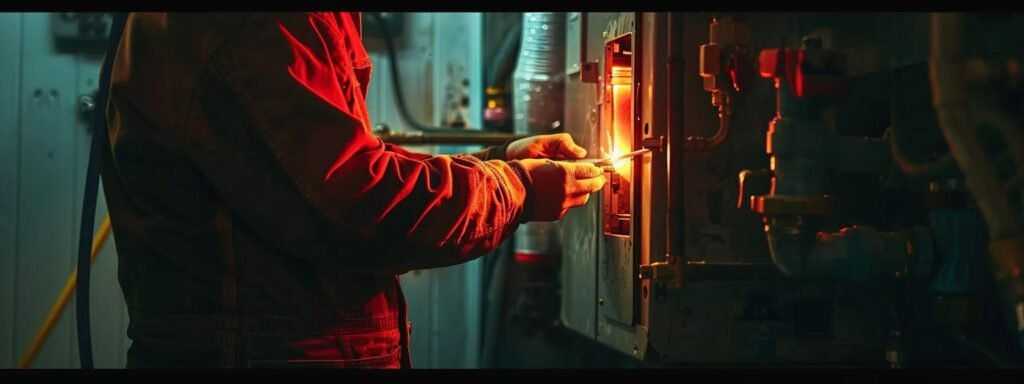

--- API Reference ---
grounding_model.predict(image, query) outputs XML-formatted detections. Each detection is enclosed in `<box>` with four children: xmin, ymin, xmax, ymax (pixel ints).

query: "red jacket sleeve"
<box><xmin>202</xmin><ymin>13</ymin><xmax>529</xmax><ymax>271</ymax></box>
<box><xmin>385</xmin><ymin>143</ymin><xmax>510</xmax><ymax>162</ymax></box>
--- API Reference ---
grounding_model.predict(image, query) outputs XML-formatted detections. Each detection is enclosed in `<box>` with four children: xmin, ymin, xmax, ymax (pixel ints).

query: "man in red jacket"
<box><xmin>101</xmin><ymin>12</ymin><xmax>605</xmax><ymax>368</ymax></box>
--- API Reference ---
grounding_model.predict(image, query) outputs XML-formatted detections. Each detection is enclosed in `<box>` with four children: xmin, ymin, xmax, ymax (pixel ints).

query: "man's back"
<box><xmin>103</xmin><ymin>12</ymin><xmax>410</xmax><ymax>368</ymax></box>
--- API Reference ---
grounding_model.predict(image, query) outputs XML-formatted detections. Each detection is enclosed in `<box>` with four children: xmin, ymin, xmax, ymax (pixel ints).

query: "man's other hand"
<box><xmin>518</xmin><ymin>159</ymin><xmax>606</xmax><ymax>222</ymax></box>
<box><xmin>506</xmin><ymin>133</ymin><xmax>588</xmax><ymax>161</ymax></box>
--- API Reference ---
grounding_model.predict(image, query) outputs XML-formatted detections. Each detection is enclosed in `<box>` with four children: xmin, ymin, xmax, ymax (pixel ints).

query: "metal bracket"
<box><xmin>639</xmin><ymin>261</ymin><xmax>676</xmax><ymax>282</ymax></box>
<box><xmin>581</xmin><ymin>61</ymin><xmax>600</xmax><ymax>83</ymax></box>
<box><xmin>642</xmin><ymin>136</ymin><xmax>664</xmax><ymax>152</ymax></box>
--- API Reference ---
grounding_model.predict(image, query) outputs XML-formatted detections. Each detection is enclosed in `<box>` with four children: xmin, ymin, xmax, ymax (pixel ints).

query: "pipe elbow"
<box><xmin>765</xmin><ymin>221</ymin><xmax>914</xmax><ymax>282</ymax></box>
<box><xmin>763</xmin><ymin>219</ymin><xmax>817</xmax><ymax>278</ymax></box>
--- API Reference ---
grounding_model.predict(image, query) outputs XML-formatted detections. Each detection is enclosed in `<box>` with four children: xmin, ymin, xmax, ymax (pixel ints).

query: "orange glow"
<box><xmin>603</xmin><ymin>56</ymin><xmax>633</xmax><ymax>237</ymax></box>
<box><xmin>609</xmin><ymin>67</ymin><xmax>633</xmax><ymax>177</ymax></box>
<box><xmin>609</xmin><ymin>148</ymin><xmax>622</xmax><ymax>164</ymax></box>
<box><xmin>603</xmin><ymin>30</ymin><xmax>634</xmax><ymax>237</ymax></box>
<box><xmin>607</xmin><ymin>148</ymin><xmax>632</xmax><ymax>169</ymax></box>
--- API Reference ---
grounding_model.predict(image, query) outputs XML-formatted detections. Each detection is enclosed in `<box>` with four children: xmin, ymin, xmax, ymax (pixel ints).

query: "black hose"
<box><xmin>365</xmin><ymin>13</ymin><xmax>485</xmax><ymax>133</ymax></box>
<box><xmin>75</xmin><ymin>12</ymin><xmax>128</xmax><ymax>369</ymax></box>
<box><xmin>76</xmin><ymin>85</ymin><xmax>99</xmax><ymax>370</ymax></box>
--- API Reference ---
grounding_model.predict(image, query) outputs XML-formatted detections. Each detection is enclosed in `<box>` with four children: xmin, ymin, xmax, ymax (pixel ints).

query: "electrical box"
<box><xmin>50</xmin><ymin>13</ymin><xmax>113</xmax><ymax>43</ymax></box>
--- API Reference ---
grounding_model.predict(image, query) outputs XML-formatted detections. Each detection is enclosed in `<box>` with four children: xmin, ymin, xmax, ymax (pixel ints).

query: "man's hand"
<box><xmin>518</xmin><ymin>159</ymin><xmax>606</xmax><ymax>222</ymax></box>
<box><xmin>506</xmin><ymin>133</ymin><xmax>588</xmax><ymax>161</ymax></box>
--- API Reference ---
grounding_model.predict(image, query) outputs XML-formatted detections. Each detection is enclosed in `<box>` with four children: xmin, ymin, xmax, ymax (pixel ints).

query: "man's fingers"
<box><xmin>562</xmin><ymin>162</ymin><xmax>605</xmax><ymax>180</ymax></box>
<box><xmin>544</xmin><ymin>133</ymin><xmax>587</xmax><ymax>160</ymax></box>
<box><xmin>563</xmin><ymin>192</ymin><xmax>591</xmax><ymax>210</ymax></box>
<box><xmin>553</xmin><ymin>133</ymin><xmax>588</xmax><ymax>159</ymax></box>
<box><xmin>567</xmin><ymin>175</ymin><xmax>607</xmax><ymax>195</ymax></box>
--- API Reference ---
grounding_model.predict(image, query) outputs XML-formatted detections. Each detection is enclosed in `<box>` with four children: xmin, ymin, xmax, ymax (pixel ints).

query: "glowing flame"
<box><xmin>599</xmin><ymin>65</ymin><xmax>634</xmax><ymax>176</ymax></box>
<box><xmin>615</xmin><ymin>151</ymin><xmax>631</xmax><ymax>168</ymax></box>
<box><xmin>609</xmin><ymin>149</ymin><xmax>630</xmax><ymax>168</ymax></box>
<box><xmin>609</xmin><ymin>148</ymin><xmax>621</xmax><ymax>162</ymax></box>
<box><xmin>610</xmin><ymin>78</ymin><xmax>633</xmax><ymax>176</ymax></box>
<box><xmin>602</xmin><ymin>147</ymin><xmax>632</xmax><ymax>176</ymax></box>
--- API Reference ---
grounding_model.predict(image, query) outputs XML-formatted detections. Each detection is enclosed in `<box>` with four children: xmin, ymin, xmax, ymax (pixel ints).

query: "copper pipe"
<box><xmin>684</xmin><ymin>91</ymin><xmax>732</xmax><ymax>152</ymax></box>
<box><xmin>666</xmin><ymin>12</ymin><xmax>686</xmax><ymax>287</ymax></box>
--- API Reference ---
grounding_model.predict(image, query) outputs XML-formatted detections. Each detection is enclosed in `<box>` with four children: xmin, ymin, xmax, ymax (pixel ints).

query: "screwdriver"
<box><xmin>596</xmin><ymin>148</ymin><xmax>650</xmax><ymax>166</ymax></box>
<box><xmin>572</xmin><ymin>148</ymin><xmax>651</xmax><ymax>172</ymax></box>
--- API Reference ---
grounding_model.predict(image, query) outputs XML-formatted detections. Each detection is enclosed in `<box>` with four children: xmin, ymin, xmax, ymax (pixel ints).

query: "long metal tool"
<box><xmin>576</xmin><ymin>148</ymin><xmax>651</xmax><ymax>172</ymax></box>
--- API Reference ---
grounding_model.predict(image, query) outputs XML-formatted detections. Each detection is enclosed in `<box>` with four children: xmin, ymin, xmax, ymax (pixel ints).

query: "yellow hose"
<box><xmin>16</xmin><ymin>215</ymin><xmax>112</xmax><ymax>369</ymax></box>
